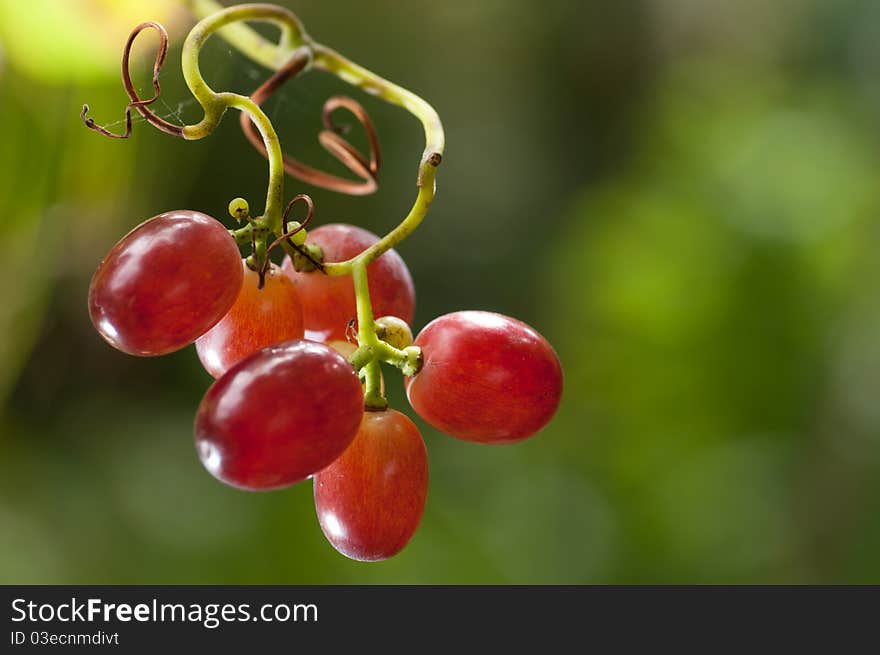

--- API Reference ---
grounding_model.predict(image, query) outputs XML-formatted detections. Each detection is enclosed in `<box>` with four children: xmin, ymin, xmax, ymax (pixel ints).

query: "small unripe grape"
<box><xmin>375</xmin><ymin>316</ymin><xmax>413</xmax><ymax>349</ymax></box>
<box><xmin>228</xmin><ymin>197</ymin><xmax>249</xmax><ymax>222</ymax></box>
<box><xmin>286</xmin><ymin>221</ymin><xmax>308</xmax><ymax>246</ymax></box>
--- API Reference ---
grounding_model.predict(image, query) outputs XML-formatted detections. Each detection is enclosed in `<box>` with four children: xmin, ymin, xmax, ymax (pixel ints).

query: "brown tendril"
<box><xmin>257</xmin><ymin>194</ymin><xmax>323</xmax><ymax>287</ymax></box>
<box><xmin>282</xmin><ymin>193</ymin><xmax>315</xmax><ymax>227</ymax></box>
<box><xmin>345</xmin><ymin>319</ymin><xmax>358</xmax><ymax>344</ymax></box>
<box><xmin>81</xmin><ymin>21</ymin><xmax>184</xmax><ymax>139</ymax></box>
<box><xmin>250</xmin><ymin>227</ymin><xmax>259</xmax><ymax>284</ymax></box>
<box><xmin>240</xmin><ymin>54</ymin><xmax>382</xmax><ymax>195</ymax></box>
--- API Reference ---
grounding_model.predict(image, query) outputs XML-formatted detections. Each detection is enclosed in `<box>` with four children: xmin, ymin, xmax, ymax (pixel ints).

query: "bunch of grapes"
<box><xmin>83</xmin><ymin>2</ymin><xmax>563</xmax><ymax>561</ymax></box>
<box><xmin>89</xmin><ymin>213</ymin><xmax>562</xmax><ymax>560</ymax></box>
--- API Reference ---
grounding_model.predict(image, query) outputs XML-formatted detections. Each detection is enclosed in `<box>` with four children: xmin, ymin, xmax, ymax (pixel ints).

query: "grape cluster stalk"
<box><xmin>82</xmin><ymin>1</ymin><xmax>563</xmax><ymax>561</ymax></box>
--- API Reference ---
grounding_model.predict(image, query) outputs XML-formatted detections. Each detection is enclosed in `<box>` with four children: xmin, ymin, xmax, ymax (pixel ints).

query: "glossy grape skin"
<box><xmin>195</xmin><ymin>340</ymin><xmax>364</xmax><ymax>491</ymax></box>
<box><xmin>314</xmin><ymin>409</ymin><xmax>428</xmax><ymax>561</ymax></box>
<box><xmin>281</xmin><ymin>224</ymin><xmax>415</xmax><ymax>342</ymax></box>
<box><xmin>406</xmin><ymin>311</ymin><xmax>563</xmax><ymax>444</ymax></box>
<box><xmin>195</xmin><ymin>261</ymin><xmax>304</xmax><ymax>378</ymax></box>
<box><xmin>88</xmin><ymin>210</ymin><xmax>243</xmax><ymax>356</ymax></box>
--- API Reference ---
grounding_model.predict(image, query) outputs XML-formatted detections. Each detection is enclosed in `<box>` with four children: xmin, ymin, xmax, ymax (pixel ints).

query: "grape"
<box><xmin>88</xmin><ymin>210</ymin><xmax>243</xmax><ymax>356</ymax></box>
<box><xmin>285</xmin><ymin>221</ymin><xmax>308</xmax><ymax>246</ymax></box>
<box><xmin>406</xmin><ymin>311</ymin><xmax>563</xmax><ymax>444</ymax></box>
<box><xmin>375</xmin><ymin>315</ymin><xmax>413</xmax><ymax>349</ymax></box>
<box><xmin>195</xmin><ymin>340</ymin><xmax>364</xmax><ymax>491</ymax></box>
<box><xmin>314</xmin><ymin>409</ymin><xmax>428</xmax><ymax>561</ymax></box>
<box><xmin>228</xmin><ymin>197</ymin><xmax>249</xmax><ymax>222</ymax></box>
<box><xmin>281</xmin><ymin>224</ymin><xmax>415</xmax><ymax>342</ymax></box>
<box><xmin>195</xmin><ymin>261</ymin><xmax>304</xmax><ymax>378</ymax></box>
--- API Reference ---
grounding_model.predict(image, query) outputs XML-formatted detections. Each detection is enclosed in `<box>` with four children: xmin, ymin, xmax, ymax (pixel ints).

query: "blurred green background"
<box><xmin>1</xmin><ymin>0</ymin><xmax>880</xmax><ymax>584</ymax></box>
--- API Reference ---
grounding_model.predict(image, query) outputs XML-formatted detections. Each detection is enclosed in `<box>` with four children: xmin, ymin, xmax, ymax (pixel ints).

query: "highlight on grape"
<box><xmin>81</xmin><ymin>1</ymin><xmax>563</xmax><ymax>561</ymax></box>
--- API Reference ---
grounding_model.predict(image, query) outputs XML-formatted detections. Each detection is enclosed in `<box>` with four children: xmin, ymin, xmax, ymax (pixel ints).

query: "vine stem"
<box><xmin>181</xmin><ymin>3</ymin><xmax>312</xmax><ymax>234</ymax></box>
<box><xmin>311</xmin><ymin>44</ymin><xmax>444</xmax><ymax>184</ymax></box>
<box><xmin>186</xmin><ymin>0</ymin><xmax>445</xmax><ymax>273</ymax></box>
<box><xmin>346</xmin><ymin>259</ymin><xmax>420</xmax><ymax>402</ymax></box>
<box><xmin>190</xmin><ymin>0</ymin><xmax>305</xmax><ymax>69</ymax></box>
<box><xmin>182</xmin><ymin>0</ymin><xmax>440</xmax><ymax>403</ymax></box>
<box><xmin>352</xmin><ymin>262</ymin><xmax>385</xmax><ymax>409</ymax></box>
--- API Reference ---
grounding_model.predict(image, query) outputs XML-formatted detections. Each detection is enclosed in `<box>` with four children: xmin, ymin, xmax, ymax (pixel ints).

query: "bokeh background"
<box><xmin>1</xmin><ymin>0</ymin><xmax>880</xmax><ymax>584</ymax></box>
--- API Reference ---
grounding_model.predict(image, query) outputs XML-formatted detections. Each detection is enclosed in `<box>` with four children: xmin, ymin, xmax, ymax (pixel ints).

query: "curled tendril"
<box><xmin>257</xmin><ymin>194</ymin><xmax>322</xmax><ymax>287</ymax></box>
<box><xmin>282</xmin><ymin>193</ymin><xmax>315</xmax><ymax>227</ymax></box>
<box><xmin>240</xmin><ymin>54</ymin><xmax>382</xmax><ymax>195</ymax></box>
<box><xmin>81</xmin><ymin>21</ymin><xmax>183</xmax><ymax>139</ymax></box>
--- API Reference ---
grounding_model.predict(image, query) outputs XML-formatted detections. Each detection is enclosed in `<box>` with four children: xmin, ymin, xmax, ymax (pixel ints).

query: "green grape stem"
<box><xmin>177</xmin><ymin>1</ymin><xmax>443</xmax><ymax>405</ymax></box>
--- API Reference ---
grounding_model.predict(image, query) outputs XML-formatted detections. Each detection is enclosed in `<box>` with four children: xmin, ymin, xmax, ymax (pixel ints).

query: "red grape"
<box><xmin>281</xmin><ymin>224</ymin><xmax>415</xmax><ymax>342</ymax></box>
<box><xmin>314</xmin><ymin>409</ymin><xmax>428</xmax><ymax>561</ymax></box>
<box><xmin>88</xmin><ymin>210</ymin><xmax>243</xmax><ymax>356</ymax></box>
<box><xmin>195</xmin><ymin>340</ymin><xmax>364</xmax><ymax>491</ymax></box>
<box><xmin>406</xmin><ymin>311</ymin><xmax>563</xmax><ymax>444</ymax></box>
<box><xmin>195</xmin><ymin>261</ymin><xmax>304</xmax><ymax>378</ymax></box>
